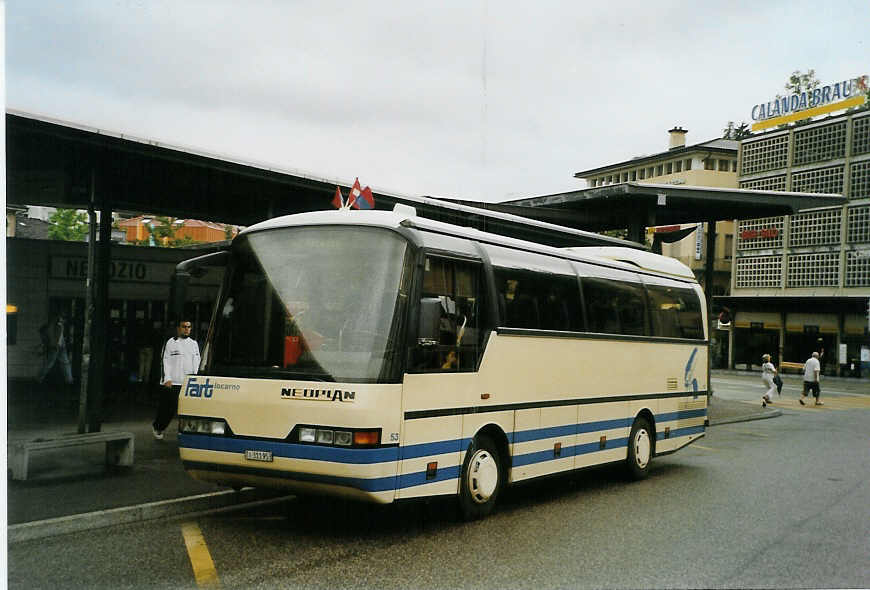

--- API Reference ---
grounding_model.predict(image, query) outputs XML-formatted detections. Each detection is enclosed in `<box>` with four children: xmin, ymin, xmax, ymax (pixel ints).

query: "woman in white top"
<box><xmin>760</xmin><ymin>353</ymin><xmax>777</xmax><ymax>408</ymax></box>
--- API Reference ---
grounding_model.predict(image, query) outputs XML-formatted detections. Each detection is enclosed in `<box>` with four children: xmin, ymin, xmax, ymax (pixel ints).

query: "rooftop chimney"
<box><xmin>668</xmin><ymin>126</ymin><xmax>687</xmax><ymax>150</ymax></box>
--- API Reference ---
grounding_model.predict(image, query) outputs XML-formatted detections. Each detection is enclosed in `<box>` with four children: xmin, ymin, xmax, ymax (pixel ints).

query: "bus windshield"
<box><xmin>207</xmin><ymin>225</ymin><xmax>411</xmax><ymax>383</ymax></box>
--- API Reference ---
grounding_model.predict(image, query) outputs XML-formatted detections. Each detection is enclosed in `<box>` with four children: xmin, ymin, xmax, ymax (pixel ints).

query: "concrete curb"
<box><xmin>8</xmin><ymin>488</ymin><xmax>291</xmax><ymax>544</ymax></box>
<box><xmin>710</xmin><ymin>408</ymin><xmax>783</xmax><ymax>426</ymax></box>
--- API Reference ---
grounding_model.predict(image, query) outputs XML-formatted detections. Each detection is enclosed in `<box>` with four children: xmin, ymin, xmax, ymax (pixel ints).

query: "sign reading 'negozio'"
<box><xmin>751</xmin><ymin>75</ymin><xmax>868</xmax><ymax>130</ymax></box>
<box><xmin>51</xmin><ymin>256</ymin><xmax>173</xmax><ymax>283</ymax></box>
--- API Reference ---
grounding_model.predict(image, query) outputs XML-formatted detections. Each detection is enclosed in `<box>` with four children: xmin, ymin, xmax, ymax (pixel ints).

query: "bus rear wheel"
<box><xmin>626</xmin><ymin>417</ymin><xmax>653</xmax><ymax>480</ymax></box>
<box><xmin>458</xmin><ymin>434</ymin><xmax>502</xmax><ymax>520</ymax></box>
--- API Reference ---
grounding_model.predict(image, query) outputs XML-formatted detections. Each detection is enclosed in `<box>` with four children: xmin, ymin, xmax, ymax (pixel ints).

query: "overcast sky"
<box><xmin>6</xmin><ymin>1</ymin><xmax>869</xmax><ymax>204</ymax></box>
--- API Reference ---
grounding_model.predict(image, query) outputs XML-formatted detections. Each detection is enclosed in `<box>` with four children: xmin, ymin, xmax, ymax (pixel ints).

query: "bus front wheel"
<box><xmin>626</xmin><ymin>417</ymin><xmax>653</xmax><ymax>480</ymax></box>
<box><xmin>458</xmin><ymin>434</ymin><xmax>502</xmax><ymax>520</ymax></box>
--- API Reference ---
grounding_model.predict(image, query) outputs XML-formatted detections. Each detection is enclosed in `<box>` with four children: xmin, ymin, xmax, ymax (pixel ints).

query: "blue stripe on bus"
<box><xmin>399</xmin><ymin>438</ymin><xmax>468</xmax><ymax>460</ymax></box>
<box><xmin>512</xmin><ymin>437</ymin><xmax>631</xmax><ymax>467</ymax></box>
<box><xmin>180</xmin><ymin>410</ymin><xmax>706</xmax><ymax>491</ymax></box>
<box><xmin>178</xmin><ymin>434</ymin><xmax>399</xmax><ymax>464</ymax></box>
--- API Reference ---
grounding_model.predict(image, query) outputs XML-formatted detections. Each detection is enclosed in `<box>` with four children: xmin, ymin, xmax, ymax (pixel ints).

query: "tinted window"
<box><xmin>646</xmin><ymin>284</ymin><xmax>703</xmax><ymax>339</ymax></box>
<box><xmin>582</xmin><ymin>277</ymin><xmax>647</xmax><ymax>336</ymax></box>
<box><xmin>493</xmin><ymin>269</ymin><xmax>582</xmax><ymax>331</ymax></box>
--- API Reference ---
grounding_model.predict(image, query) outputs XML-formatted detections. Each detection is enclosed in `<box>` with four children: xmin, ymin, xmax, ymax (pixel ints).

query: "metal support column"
<box><xmin>86</xmin><ymin>195</ymin><xmax>112</xmax><ymax>432</ymax></box>
<box><xmin>78</xmin><ymin>170</ymin><xmax>97</xmax><ymax>434</ymax></box>
<box><xmin>705</xmin><ymin>220</ymin><xmax>716</xmax><ymax>396</ymax></box>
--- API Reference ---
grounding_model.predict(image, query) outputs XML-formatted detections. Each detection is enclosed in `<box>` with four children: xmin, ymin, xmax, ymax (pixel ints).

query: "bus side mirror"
<box><xmin>417</xmin><ymin>298</ymin><xmax>441</xmax><ymax>346</ymax></box>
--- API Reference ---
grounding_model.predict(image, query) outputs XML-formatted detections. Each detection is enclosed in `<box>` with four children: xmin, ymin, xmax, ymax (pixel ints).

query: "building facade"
<box><xmin>6</xmin><ymin>238</ymin><xmax>222</xmax><ymax>387</ymax></box>
<box><xmin>725</xmin><ymin>109</ymin><xmax>870</xmax><ymax>376</ymax></box>
<box><xmin>575</xmin><ymin>128</ymin><xmax>739</xmax><ymax>299</ymax></box>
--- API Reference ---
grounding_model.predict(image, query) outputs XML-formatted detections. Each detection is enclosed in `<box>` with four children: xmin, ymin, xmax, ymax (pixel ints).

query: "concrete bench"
<box><xmin>8</xmin><ymin>431</ymin><xmax>135</xmax><ymax>481</ymax></box>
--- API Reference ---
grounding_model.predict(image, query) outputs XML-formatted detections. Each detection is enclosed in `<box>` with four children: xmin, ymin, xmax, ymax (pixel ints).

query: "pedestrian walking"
<box><xmin>799</xmin><ymin>351</ymin><xmax>823</xmax><ymax>406</ymax></box>
<box><xmin>38</xmin><ymin>313</ymin><xmax>73</xmax><ymax>385</ymax></box>
<box><xmin>152</xmin><ymin>319</ymin><xmax>200</xmax><ymax>440</ymax></box>
<box><xmin>760</xmin><ymin>353</ymin><xmax>777</xmax><ymax>408</ymax></box>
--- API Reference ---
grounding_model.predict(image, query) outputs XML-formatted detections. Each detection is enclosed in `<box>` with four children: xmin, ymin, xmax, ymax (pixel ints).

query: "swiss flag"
<box><xmin>331</xmin><ymin>186</ymin><xmax>344</xmax><ymax>209</ymax></box>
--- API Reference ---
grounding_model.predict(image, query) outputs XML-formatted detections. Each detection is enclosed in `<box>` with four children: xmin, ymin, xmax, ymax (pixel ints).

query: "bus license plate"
<box><xmin>244</xmin><ymin>450</ymin><xmax>273</xmax><ymax>462</ymax></box>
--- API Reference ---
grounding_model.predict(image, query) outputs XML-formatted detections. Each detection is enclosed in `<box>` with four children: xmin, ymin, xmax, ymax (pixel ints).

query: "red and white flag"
<box><xmin>331</xmin><ymin>186</ymin><xmax>344</xmax><ymax>209</ymax></box>
<box><xmin>355</xmin><ymin>185</ymin><xmax>375</xmax><ymax>210</ymax></box>
<box><xmin>347</xmin><ymin>178</ymin><xmax>362</xmax><ymax>209</ymax></box>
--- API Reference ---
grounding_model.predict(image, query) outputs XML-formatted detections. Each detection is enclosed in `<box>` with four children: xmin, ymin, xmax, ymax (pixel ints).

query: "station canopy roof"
<box><xmin>451</xmin><ymin>182</ymin><xmax>848</xmax><ymax>233</ymax></box>
<box><xmin>5</xmin><ymin>110</ymin><xmax>639</xmax><ymax>249</ymax></box>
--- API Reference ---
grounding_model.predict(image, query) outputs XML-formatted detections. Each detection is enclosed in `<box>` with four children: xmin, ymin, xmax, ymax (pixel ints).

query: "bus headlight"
<box><xmin>334</xmin><ymin>431</ymin><xmax>352</xmax><ymax>446</ymax></box>
<box><xmin>299</xmin><ymin>427</ymin><xmax>316</xmax><ymax>442</ymax></box>
<box><xmin>179</xmin><ymin>417</ymin><xmax>227</xmax><ymax>435</ymax></box>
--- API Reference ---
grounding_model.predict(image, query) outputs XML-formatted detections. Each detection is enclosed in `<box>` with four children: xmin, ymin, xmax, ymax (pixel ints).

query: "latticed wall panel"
<box><xmin>790</xmin><ymin>165</ymin><xmax>844</xmax><ymax>195</ymax></box>
<box><xmin>845</xmin><ymin>251</ymin><xmax>870</xmax><ymax>286</ymax></box>
<box><xmin>786</xmin><ymin>252</ymin><xmax>839</xmax><ymax>287</ymax></box>
<box><xmin>741</xmin><ymin>135</ymin><xmax>788</xmax><ymax>175</ymax></box>
<box><xmin>853</xmin><ymin>116</ymin><xmax>870</xmax><ymax>156</ymax></box>
<box><xmin>847</xmin><ymin>205</ymin><xmax>870</xmax><ymax>243</ymax></box>
<box><xmin>789</xmin><ymin>209</ymin><xmax>842</xmax><ymax>247</ymax></box>
<box><xmin>849</xmin><ymin>160</ymin><xmax>870</xmax><ymax>199</ymax></box>
<box><xmin>736</xmin><ymin>217</ymin><xmax>784</xmax><ymax>250</ymax></box>
<box><xmin>735</xmin><ymin>256</ymin><xmax>782</xmax><ymax>288</ymax></box>
<box><xmin>739</xmin><ymin>176</ymin><xmax>787</xmax><ymax>192</ymax></box>
<box><xmin>793</xmin><ymin>121</ymin><xmax>846</xmax><ymax>165</ymax></box>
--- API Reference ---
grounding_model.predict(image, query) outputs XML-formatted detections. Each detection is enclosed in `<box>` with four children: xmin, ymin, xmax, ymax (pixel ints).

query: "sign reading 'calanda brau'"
<box><xmin>751</xmin><ymin>74</ymin><xmax>868</xmax><ymax>124</ymax></box>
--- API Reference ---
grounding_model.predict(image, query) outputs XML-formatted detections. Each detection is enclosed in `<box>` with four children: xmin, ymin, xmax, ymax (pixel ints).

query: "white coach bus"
<box><xmin>177</xmin><ymin>204</ymin><xmax>707</xmax><ymax>519</ymax></box>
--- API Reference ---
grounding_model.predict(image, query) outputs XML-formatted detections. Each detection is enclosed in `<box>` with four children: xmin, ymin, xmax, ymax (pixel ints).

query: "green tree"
<box><xmin>48</xmin><ymin>208</ymin><xmax>89</xmax><ymax>241</ymax></box>
<box><xmin>722</xmin><ymin>121</ymin><xmax>752</xmax><ymax>140</ymax></box>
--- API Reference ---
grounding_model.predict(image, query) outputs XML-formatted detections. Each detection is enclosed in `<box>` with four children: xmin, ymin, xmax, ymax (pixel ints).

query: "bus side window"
<box><xmin>412</xmin><ymin>257</ymin><xmax>484</xmax><ymax>373</ymax></box>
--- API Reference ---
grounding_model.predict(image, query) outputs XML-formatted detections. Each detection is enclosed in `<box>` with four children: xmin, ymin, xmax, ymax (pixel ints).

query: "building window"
<box><xmin>740</xmin><ymin>176</ymin><xmax>787</xmax><ymax>192</ymax></box>
<box><xmin>666</xmin><ymin>162</ymin><xmax>673</xmax><ymax>174</ymax></box>
<box><xmin>853</xmin><ymin>116</ymin><xmax>870</xmax><ymax>156</ymax></box>
<box><xmin>732</xmin><ymin>160</ymin><xmax>738</xmax><ymax>172</ymax></box>
<box><xmin>655</xmin><ymin>165</ymin><xmax>662</xmax><ymax>176</ymax></box>
<box><xmin>647</xmin><ymin>166</ymin><xmax>654</xmax><ymax>178</ymax></box>
<box><xmin>685</xmin><ymin>159</ymin><xmax>692</xmax><ymax>171</ymax></box>
<box><xmin>793</xmin><ymin>121</ymin><xmax>847</xmax><ymax>166</ymax></box>
<box><xmin>791</xmin><ymin>165</ymin><xmax>844</xmax><ymax>195</ymax></box>
<box><xmin>847</xmin><ymin>205</ymin><xmax>870</xmax><ymax>244</ymax></box>
<box><xmin>704</xmin><ymin>159</ymin><xmax>715</xmax><ymax>170</ymax></box>
<box><xmin>789</xmin><ymin>209</ymin><xmax>842</xmax><ymax>247</ymax></box>
<box><xmin>675</xmin><ymin>160</ymin><xmax>682</xmax><ymax>173</ymax></box>
<box><xmin>741</xmin><ymin>135</ymin><xmax>788</xmax><ymax>175</ymax></box>
<box><xmin>622</xmin><ymin>172</ymin><xmax>629</xmax><ymax>182</ymax></box>
<box><xmin>724</xmin><ymin>234</ymin><xmax>733</xmax><ymax>260</ymax></box>
<box><xmin>786</xmin><ymin>252</ymin><xmax>839</xmax><ymax>288</ymax></box>
<box><xmin>630</xmin><ymin>170</ymin><xmax>637</xmax><ymax>181</ymax></box>
<box><xmin>849</xmin><ymin>160</ymin><xmax>870</xmax><ymax>199</ymax></box>
<box><xmin>718</xmin><ymin>159</ymin><xmax>729</xmax><ymax>171</ymax></box>
<box><xmin>638</xmin><ymin>169</ymin><xmax>645</xmax><ymax>180</ymax></box>
<box><xmin>736</xmin><ymin>216</ymin><xmax>785</xmax><ymax>251</ymax></box>
<box><xmin>845</xmin><ymin>250</ymin><xmax>870</xmax><ymax>286</ymax></box>
<box><xmin>735</xmin><ymin>256</ymin><xmax>782</xmax><ymax>288</ymax></box>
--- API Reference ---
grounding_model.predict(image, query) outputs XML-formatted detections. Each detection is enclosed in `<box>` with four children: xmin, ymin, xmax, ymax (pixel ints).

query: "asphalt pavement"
<box><xmin>1</xmin><ymin>371</ymin><xmax>819</xmax><ymax>543</ymax></box>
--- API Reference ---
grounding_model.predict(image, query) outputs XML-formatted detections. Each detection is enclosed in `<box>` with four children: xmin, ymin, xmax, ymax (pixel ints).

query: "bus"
<box><xmin>177</xmin><ymin>204</ymin><xmax>707</xmax><ymax>519</ymax></box>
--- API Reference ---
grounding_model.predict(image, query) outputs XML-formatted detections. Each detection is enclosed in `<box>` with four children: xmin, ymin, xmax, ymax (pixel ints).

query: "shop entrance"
<box><xmin>733</xmin><ymin>327</ymin><xmax>780</xmax><ymax>370</ymax></box>
<box><xmin>784</xmin><ymin>331</ymin><xmax>835</xmax><ymax>375</ymax></box>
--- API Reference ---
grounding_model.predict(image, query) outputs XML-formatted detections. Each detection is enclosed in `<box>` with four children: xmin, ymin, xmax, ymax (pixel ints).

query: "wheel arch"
<box><xmin>634</xmin><ymin>408</ymin><xmax>657</xmax><ymax>456</ymax></box>
<box><xmin>473</xmin><ymin>423</ymin><xmax>511</xmax><ymax>480</ymax></box>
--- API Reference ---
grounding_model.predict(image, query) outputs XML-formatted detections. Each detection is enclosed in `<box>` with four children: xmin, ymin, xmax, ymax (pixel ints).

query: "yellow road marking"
<box><xmin>692</xmin><ymin>444</ymin><xmax>718</xmax><ymax>451</ymax></box>
<box><xmin>181</xmin><ymin>522</ymin><xmax>221</xmax><ymax>588</ymax></box>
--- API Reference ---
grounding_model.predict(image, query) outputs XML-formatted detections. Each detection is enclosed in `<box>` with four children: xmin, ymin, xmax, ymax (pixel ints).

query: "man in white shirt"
<box><xmin>799</xmin><ymin>351</ymin><xmax>822</xmax><ymax>406</ymax></box>
<box><xmin>152</xmin><ymin>319</ymin><xmax>201</xmax><ymax>440</ymax></box>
